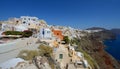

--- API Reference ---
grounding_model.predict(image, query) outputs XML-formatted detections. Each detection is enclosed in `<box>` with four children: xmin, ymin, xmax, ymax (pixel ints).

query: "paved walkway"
<box><xmin>0</xmin><ymin>37</ymin><xmax>39</xmax><ymax>64</ymax></box>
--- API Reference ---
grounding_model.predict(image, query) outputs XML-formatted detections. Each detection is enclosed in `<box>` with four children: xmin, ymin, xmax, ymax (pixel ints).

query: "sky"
<box><xmin>0</xmin><ymin>0</ymin><xmax>120</xmax><ymax>29</ymax></box>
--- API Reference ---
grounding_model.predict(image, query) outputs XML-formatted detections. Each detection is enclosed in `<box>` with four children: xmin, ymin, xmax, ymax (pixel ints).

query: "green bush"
<box><xmin>63</xmin><ymin>36</ymin><xmax>70</xmax><ymax>44</ymax></box>
<box><xmin>22</xmin><ymin>30</ymin><xmax>33</xmax><ymax>37</ymax></box>
<box><xmin>38</xmin><ymin>44</ymin><xmax>53</xmax><ymax>57</ymax></box>
<box><xmin>3</xmin><ymin>30</ymin><xmax>33</xmax><ymax>37</ymax></box>
<box><xmin>4</xmin><ymin>31</ymin><xmax>23</xmax><ymax>35</ymax></box>
<box><xmin>70</xmin><ymin>37</ymin><xmax>80</xmax><ymax>45</ymax></box>
<box><xmin>18</xmin><ymin>50</ymin><xmax>39</xmax><ymax>60</ymax></box>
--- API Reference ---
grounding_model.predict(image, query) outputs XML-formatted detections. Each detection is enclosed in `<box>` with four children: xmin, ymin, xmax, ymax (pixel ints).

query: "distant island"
<box><xmin>110</xmin><ymin>29</ymin><xmax>120</xmax><ymax>35</ymax></box>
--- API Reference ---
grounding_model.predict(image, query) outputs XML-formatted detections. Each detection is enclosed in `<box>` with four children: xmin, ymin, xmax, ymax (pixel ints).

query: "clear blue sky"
<box><xmin>0</xmin><ymin>0</ymin><xmax>120</xmax><ymax>29</ymax></box>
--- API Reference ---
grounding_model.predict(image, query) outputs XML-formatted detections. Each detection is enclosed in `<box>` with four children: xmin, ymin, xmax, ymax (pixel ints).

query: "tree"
<box><xmin>63</xmin><ymin>36</ymin><xmax>70</xmax><ymax>44</ymax></box>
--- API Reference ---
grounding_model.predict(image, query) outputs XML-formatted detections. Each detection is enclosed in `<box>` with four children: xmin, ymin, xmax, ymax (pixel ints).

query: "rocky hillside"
<box><xmin>74</xmin><ymin>29</ymin><xmax>120</xmax><ymax>69</ymax></box>
<box><xmin>91</xmin><ymin>30</ymin><xmax>116</xmax><ymax>40</ymax></box>
<box><xmin>46</xmin><ymin>26</ymin><xmax>120</xmax><ymax>69</ymax></box>
<box><xmin>86</xmin><ymin>27</ymin><xmax>106</xmax><ymax>31</ymax></box>
<box><xmin>86</xmin><ymin>27</ymin><xmax>116</xmax><ymax>40</ymax></box>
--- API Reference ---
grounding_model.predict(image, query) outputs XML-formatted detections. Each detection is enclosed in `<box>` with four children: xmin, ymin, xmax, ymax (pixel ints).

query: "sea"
<box><xmin>104</xmin><ymin>34</ymin><xmax>120</xmax><ymax>60</ymax></box>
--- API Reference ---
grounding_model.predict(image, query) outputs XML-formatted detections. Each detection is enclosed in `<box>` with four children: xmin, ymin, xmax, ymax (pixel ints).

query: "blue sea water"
<box><xmin>104</xmin><ymin>35</ymin><xmax>120</xmax><ymax>60</ymax></box>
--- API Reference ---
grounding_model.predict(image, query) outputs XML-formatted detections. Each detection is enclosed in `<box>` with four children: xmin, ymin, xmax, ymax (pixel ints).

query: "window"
<box><xmin>23</xmin><ymin>21</ymin><xmax>26</xmax><ymax>24</ymax></box>
<box><xmin>24</xmin><ymin>18</ymin><xmax>26</xmax><ymax>20</ymax></box>
<box><xmin>59</xmin><ymin>54</ymin><xmax>63</xmax><ymax>59</ymax></box>
<box><xmin>57</xmin><ymin>33</ymin><xmax>59</xmax><ymax>35</ymax></box>
<box><xmin>28</xmin><ymin>23</ymin><xmax>30</xmax><ymax>25</ymax></box>
<box><xmin>32</xmin><ymin>19</ymin><xmax>36</xmax><ymax>21</ymax></box>
<box><xmin>28</xmin><ymin>18</ymin><xmax>30</xmax><ymax>20</ymax></box>
<box><xmin>47</xmin><ymin>31</ymin><xmax>50</xmax><ymax>33</ymax></box>
<box><xmin>16</xmin><ymin>21</ymin><xmax>19</xmax><ymax>23</ymax></box>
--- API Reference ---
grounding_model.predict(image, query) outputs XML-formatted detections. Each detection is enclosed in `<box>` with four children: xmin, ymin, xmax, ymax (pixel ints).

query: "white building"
<box><xmin>8</xmin><ymin>17</ymin><xmax>21</xmax><ymax>25</ymax></box>
<box><xmin>1</xmin><ymin>23</ymin><xmax>15</xmax><ymax>31</ymax></box>
<box><xmin>84</xmin><ymin>30</ymin><xmax>102</xmax><ymax>33</ymax></box>
<box><xmin>83</xmin><ymin>59</ymin><xmax>89</xmax><ymax>68</ymax></box>
<box><xmin>39</xmin><ymin>28</ymin><xmax>52</xmax><ymax>39</ymax></box>
<box><xmin>76</xmin><ymin>52</ymin><xmax>84</xmax><ymax>58</ymax></box>
<box><xmin>15</xmin><ymin>25</ymin><xmax>28</xmax><ymax>31</ymax></box>
<box><xmin>1</xmin><ymin>23</ymin><xmax>28</xmax><ymax>32</ymax></box>
<box><xmin>20</xmin><ymin>16</ymin><xmax>39</xmax><ymax>26</ymax></box>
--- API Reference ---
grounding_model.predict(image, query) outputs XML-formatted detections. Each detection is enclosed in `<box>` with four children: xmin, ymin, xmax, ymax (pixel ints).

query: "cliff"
<box><xmin>91</xmin><ymin>30</ymin><xmax>116</xmax><ymax>40</ymax></box>
<box><xmin>86</xmin><ymin>27</ymin><xmax>116</xmax><ymax>40</ymax></box>
<box><xmin>75</xmin><ymin>30</ymin><xmax>120</xmax><ymax>69</ymax></box>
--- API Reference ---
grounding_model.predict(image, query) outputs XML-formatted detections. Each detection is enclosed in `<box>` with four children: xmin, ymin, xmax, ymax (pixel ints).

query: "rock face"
<box><xmin>86</xmin><ymin>27</ymin><xmax>106</xmax><ymax>31</ymax></box>
<box><xmin>91</xmin><ymin>30</ymin><xmax>116</xmax><ymax>40</ymax></box>
<box><xmin>77</xmin><ymin>30</ymin><xmax>120</xmax><ymax>69</ymax></box>
<box><xmin>33</xmin><ymin>56</ymin><xmax>51</xmax><ymax>69</ymax></box>
<box><xmin>86</xmin><ymin>27</ymin><xmax>116</xmax><ymax>40</ymax></box>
